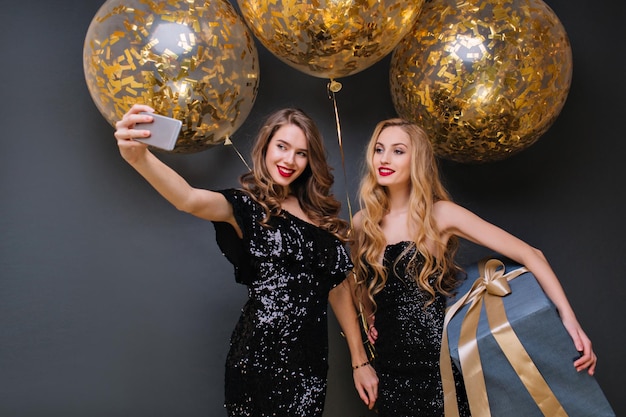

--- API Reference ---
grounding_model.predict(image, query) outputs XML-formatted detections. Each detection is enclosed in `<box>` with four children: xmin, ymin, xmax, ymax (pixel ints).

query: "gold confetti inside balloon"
<box><xmin>390</xmin><ymin>0</ymin><xmax>572</xmax><ymax>163</ymax></box>
<box><xmin>238</xmin><ymin>0</ymin><xmax>424</xmax><ymax>79</ymax></box>
<box><xmin>83</xmin><ymin>0</ymin><xmax>259</xmax><ymax>153</ymax></box>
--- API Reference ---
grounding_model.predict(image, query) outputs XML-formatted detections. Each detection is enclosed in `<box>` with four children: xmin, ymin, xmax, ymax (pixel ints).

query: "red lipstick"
<box><xmin>278</xmin><ymin>166</ymin><xmax>294</xmax><ymax>177</ymax></box>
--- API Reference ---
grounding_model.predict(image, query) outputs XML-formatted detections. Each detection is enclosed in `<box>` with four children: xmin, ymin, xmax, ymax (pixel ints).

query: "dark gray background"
<box><xmin>1</xmin><ymin>0</ymin><xmax>623</xmax><ymax>416</ymax></box>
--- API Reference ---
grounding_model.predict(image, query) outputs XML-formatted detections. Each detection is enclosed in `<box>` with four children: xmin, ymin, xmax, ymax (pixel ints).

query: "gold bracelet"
<box><xmin>352</xmin><ymin>360</ymin><xmax>370</xmax><ymax>370</ymax></box>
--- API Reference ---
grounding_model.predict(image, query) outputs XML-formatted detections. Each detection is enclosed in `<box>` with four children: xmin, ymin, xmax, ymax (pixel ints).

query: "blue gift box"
<box><xmin>444</xmin><ymin>257</ymin><xmax>615</xmax><ymax>417</ymax></box>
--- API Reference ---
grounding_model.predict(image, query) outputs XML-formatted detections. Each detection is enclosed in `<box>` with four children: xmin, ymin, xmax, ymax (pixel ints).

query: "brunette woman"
<box><xmin>115</xmin><ymin>104</ymin><xmax>378</xmax><ymax>416</ymax></box>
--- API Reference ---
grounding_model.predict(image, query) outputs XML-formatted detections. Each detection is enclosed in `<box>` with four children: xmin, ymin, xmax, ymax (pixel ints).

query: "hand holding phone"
<box><xmin>134</xmin><ymin>112</ymin><xmax>182</xmax><ymax>151</ymax></box>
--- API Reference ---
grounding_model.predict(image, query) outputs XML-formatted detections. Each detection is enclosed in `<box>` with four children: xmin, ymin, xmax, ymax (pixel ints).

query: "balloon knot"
<box><xmin>328</xmin><ymin>80</ymin><xmax>342</xmax><ymax>93</ymax></box>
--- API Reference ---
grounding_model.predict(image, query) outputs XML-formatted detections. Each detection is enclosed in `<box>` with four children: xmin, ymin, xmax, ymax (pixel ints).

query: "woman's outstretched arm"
<box><xmin>114</xmin><ymin>104</ymin><xmax>238</xmax><ymax>231</ymax></box>
<box><xmin>434</xmin><ymin>200</ymin><xmax>597</xmax><ymax>375</ymax></box>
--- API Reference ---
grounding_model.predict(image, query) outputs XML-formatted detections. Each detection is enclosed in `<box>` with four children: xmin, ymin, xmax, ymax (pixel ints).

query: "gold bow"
<box><xmin>440</xmin><ymin>258</ymin><xmax>568</xmax><ymax>417</ymax></box>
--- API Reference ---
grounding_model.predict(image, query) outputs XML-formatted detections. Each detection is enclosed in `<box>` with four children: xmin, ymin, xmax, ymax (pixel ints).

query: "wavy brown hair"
<box><xmin>240</xmin><ymin>108</ymin><xmax>348</xmax><ymax>240</ymax></box>
<box><xmin>352</xmin><ymin>119</ymin><xmax>460</xmax><ymax>311</ymax></box>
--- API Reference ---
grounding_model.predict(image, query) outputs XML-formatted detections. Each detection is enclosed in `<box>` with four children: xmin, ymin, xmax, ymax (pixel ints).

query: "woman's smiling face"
<box><xmin>373</xmin><ymin>125</ymin><xmax>412</xmax><ymax>189</ymax></box>
<box><xmin>264</xmin><ymin>124</ymin><xmax>309</xmax><ymax>191</ymax></box>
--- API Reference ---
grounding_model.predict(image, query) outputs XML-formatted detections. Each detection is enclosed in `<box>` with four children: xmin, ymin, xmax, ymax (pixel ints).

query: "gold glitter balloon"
<box><xmin>83</xmin><ymin>0</ymin><xmax>259</xmax><ymax>153</ymax></box>
<box><xmin>390</xmin><ymin>0</ymin><xmax>572</xmax><ymax>163</ymax></box>
<box><xmin>238</xmin><ymin>0</ymin><xmax>424</xmax><ymax>79</ymax></box>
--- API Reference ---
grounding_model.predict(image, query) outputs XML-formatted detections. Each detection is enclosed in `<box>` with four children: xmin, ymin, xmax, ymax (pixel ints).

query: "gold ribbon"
<box><xmin>440</xmin><ymin>258</ymin><xmax>569</xmax><ymax>417</ymax></box>
<box><xmin>327</xmin><ymin>79</ymin><xmax>353</xmax><ymax>226</ymax></box>
<box><xmin>224</xmin><ymin>137</ymin><xmax>251</xmax><ymax>171</ymax></box>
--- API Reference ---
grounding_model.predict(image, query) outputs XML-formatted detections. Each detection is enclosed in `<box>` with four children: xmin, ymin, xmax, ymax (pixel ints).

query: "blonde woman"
<box><xmin>115</xmin><ymin>104</ymin><xmax>377</xmax><ymax>416</ymax></box>
<box><xmin>350</xmin><ymin>118</ymin><xmax>595</xmax><ymax>416</ymax></box>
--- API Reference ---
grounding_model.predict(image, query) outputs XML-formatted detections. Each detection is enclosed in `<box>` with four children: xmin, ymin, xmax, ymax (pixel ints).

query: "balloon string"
<box><xmin>224</xmin><ymin>137</ymin><xmax>251</xmax><ymax>171</ymax></box>
<box><xmin>327</xmin><ymin>79</ymin><xmax>353</xmax><ymax>227</ymax></box>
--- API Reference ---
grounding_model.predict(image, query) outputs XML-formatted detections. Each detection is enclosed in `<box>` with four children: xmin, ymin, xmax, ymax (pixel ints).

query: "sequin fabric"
<box><xmin>212</xmin><ymin>189</ymin><xmax>353</xmax><ymax>417</ymax></box>
<box><xmin>372</xmin><ymin>241</ymin><xmax>470</xmax><ymax>417</ymax></box>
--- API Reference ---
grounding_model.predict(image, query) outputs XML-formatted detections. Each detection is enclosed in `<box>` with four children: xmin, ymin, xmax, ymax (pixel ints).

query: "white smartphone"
<box><xmin>134</xmin><ymin>112</ymin><xmax>182</xmax><ymax>151</ymax></box>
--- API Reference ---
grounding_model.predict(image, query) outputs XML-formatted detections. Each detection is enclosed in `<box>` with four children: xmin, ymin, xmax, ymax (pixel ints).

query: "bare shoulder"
<box><xmin>432</xmin><ymin>200</ymin><xmax>472</xmax><ymax>230</ymax></box>
<box><xmin>432</xmin><ymin>200</ymin><xmax>461</xmax><ymax>217</ymax></box>
<box><xmin>351</xmin><ymin>210</ymin><xmax>364</xmax><ymax>232</ymax></box>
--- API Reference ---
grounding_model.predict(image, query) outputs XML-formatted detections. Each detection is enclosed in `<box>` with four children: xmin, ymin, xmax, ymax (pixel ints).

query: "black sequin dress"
<box><xmin>372</xmin><ymin>241</ymin><xmax>470</xmax><ymax>417</ymax></box>
<box><xmin>212</xmin><ymin>189</ymin><xmax>353</xmax><ymax>417</ymax></box>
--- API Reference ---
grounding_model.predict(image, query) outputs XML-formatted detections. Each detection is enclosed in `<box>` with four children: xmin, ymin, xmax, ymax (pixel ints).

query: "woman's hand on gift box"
<box><xmin>562</xmin><ymin>316</ymin><xmax>597</xmax><ymax>375</ymax></box>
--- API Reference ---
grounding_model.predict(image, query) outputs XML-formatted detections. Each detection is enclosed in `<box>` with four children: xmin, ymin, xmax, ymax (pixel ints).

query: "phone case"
<box><xmin>134</xmin><ymin>112</ymin><xmax>182</xmax><ymax>151</ymax></box>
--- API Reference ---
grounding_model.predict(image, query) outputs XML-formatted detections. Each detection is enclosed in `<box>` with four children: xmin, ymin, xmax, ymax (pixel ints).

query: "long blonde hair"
<box><xmin>240</xmin><ymin>108</ymin><xmax>348</xmax><ymax>240</ymax></box>
<box><xmin>352</xmin><ymin>119</ymin><xmax>459</xmax><ymax>310</ymax></box>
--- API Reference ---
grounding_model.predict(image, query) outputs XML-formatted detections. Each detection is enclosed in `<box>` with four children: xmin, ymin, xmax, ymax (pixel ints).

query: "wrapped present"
<box><xmin>439</xmin><ymin>257</ymin><xmax>615</xmax><ymax>417</ymax></box>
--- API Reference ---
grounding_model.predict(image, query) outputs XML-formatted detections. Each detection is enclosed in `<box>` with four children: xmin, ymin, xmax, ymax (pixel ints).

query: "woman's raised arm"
<box><xmin>114</xmin><ymin>104</ymin><xmax>236</xmax><ymax>228</ymax></box>
<box><xmin>434</xmin><ymin>200</ymin><xmax>596</xmax><ymax>375</ymax></box>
